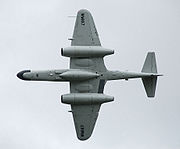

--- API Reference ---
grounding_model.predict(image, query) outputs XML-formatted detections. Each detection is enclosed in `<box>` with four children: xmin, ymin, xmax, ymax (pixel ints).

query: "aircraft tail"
<box><xmin>141</xmin><ymin>52</ymin><xmax>159</xmax><ymax>97</ymax></box>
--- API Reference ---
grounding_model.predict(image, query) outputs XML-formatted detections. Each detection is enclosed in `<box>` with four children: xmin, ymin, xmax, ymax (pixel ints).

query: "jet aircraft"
<box><xmin>17</xmin><ymin>9</ymin><xmax>162</xmax><ymax>140</ymax></box>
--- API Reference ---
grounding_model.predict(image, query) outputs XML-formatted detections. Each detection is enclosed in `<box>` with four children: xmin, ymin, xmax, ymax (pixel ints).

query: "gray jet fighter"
<box><xmin>17</xmin><ymin>9</ymin><xmax>162</xmax><ymax>140</ymax></box>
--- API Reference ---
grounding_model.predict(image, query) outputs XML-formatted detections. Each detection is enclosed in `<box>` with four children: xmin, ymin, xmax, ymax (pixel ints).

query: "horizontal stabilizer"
<box><xmin>142</xmin><ymin>52</ymin><xmax>157</xmax><ymax>73</ymax></box>
<box><xmin>141</xmin><ymin>52</ymin><xmax>158</xmax><ymax>97</ymax></box>
<box><xmin>142</xmin><ymin>77</ymin><xmax>157</xmax><ymax>97</ymax></box>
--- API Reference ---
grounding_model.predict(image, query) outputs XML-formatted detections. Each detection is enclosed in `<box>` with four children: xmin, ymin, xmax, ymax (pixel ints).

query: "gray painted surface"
<box><xmin>71</xmin><ymin>9</ymin><xmax>101</xmax><ymax>46</ymax></box>
<box><xmin>1</xmin><ymin>0</ymin><xmax>180</xmax><ymax>148</ymax></box>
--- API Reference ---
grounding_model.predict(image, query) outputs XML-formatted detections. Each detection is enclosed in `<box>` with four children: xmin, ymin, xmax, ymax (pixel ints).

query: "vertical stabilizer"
<box><xmin>141</xmin><ymin>52</ymin><xmax>158</xmax><ymax>97</ymax></box>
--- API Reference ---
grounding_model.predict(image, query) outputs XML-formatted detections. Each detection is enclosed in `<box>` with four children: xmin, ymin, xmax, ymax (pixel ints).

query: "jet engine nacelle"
<box><xmin>61</xmin><ymin>46</ymin><xmax>114</xmax><ymax>57</ymax></box>
<box><xmin>61</xmin><ymin>93</ymin><xmax>114</xmax><ymax>105</ymax></box>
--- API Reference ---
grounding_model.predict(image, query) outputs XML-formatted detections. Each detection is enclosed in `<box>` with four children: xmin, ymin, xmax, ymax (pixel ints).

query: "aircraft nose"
<box><xmin>17</xmin><ymin>70</ymin><xmax>31</xmax><ymax>80</ymax></box>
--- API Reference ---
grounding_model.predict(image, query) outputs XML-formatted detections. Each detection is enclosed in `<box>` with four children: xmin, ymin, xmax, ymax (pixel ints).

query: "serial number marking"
<box><xmin>81</xmin><ymin>13</ymin><xmax>85</xmax><ymax>25</ymax></box>
<box><xmin>80</xmin><ymin>125</ymin><xmax>84</xmax><ymax>137</ymax></box>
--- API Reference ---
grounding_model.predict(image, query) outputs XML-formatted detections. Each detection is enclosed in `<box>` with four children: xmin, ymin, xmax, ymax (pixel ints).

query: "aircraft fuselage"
<box><xmin>17</xmin><ymin>69</ymin><xmax>159</xmax><ymax>82</ymax></box>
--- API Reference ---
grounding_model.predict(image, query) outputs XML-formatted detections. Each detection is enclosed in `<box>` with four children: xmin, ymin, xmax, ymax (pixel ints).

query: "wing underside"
<box><xmin>70</xmin><ymin>77</ymin><xmax>106</xmax><ymax>140</ymax></box>
<box><xmin>71</xmin><ymin>104</ymin><xmax>101</xmax><ymax>140</ymax></box>
<box><xmin>69</xmin><ymin>9</ymin><xmax>107</xmax><ymax>140</ymax></box>
<box><xmin>71</xmin><ymin>9</ymin><xmax>101</xmax><ymax>46</ymax></box>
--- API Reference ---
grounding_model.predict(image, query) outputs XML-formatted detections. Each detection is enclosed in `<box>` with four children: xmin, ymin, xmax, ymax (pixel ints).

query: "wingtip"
<box><xmin>77</xmin><ymin>133</ymin><xmax>91</xmax><ymax>141</ymax></box>
<box><xmin>78</xmin><ymin>9</ymin><xmax>91</xmax><ymax>14</ymax></box>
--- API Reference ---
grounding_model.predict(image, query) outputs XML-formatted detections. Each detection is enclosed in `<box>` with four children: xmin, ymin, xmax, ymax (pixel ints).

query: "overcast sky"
<box><xmin>0</xmin><ymin>0</ymin><xmax>180</xmax><ymax>149</ymax></box>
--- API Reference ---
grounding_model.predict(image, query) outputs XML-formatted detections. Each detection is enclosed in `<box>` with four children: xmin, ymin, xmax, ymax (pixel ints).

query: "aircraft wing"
<box><xmin>71</xmin><ymin>104</ymin><xmax>101</xmax><ymax>140</ymax></box>
<box><xmin>70</xmin><ymin>58</ymin><xmax>106</xmax><ymax>140</ymax></box>
<box><xmin>71</xmin><ymin>9</ymin><xmax>101</xmax><ymax>46</ymax></box>
<box><xmin>70</xmin><ymin>78</ymin><xmax>106</xmax><ymax>140</ymax></box>
<box><xmin>69</xmin><ymin>9</ymin><xmax>107</xmax><ymax>140</ymax></box>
